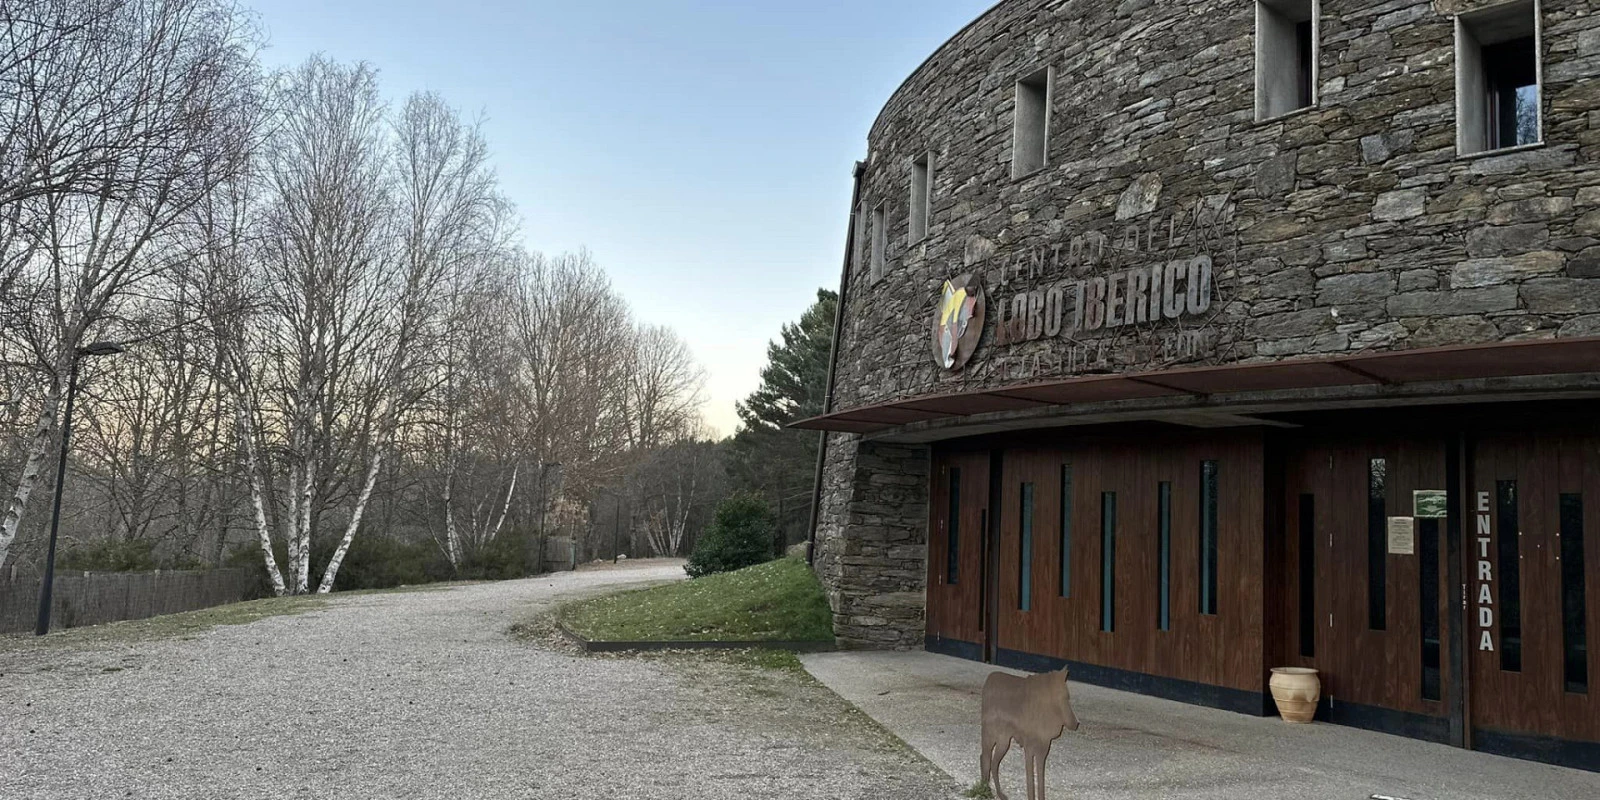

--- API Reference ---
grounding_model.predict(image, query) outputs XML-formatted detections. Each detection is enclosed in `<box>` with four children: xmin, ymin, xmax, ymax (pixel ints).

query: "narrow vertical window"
<box><xmin>869</xmin><ymin>203</ymin><xmax>886</xmax><ymax>283</ymax></box>
<box><xmin>1199</xmin><ymin>461</ymin><xmax>1219</xmax><ymax>616</ymax></box>
<box><xmin>1012</xmin><ymin>68</ymin><xmax>1051</xmax><ymax>178</ymax></box>
<box><xmin>1019</xmin><ymin>483</ymin><xmax>1035</xmax><ymax>612</ymax></box>
<box><xmin>1255</xmin><ymin>0</ymin><xmax>1318</xmax><ymax>120</ymax></box>
<box><xmin>1456</xmin><ymin>2</ymin><xmax>1541</xmax><ymax>155</ymax></box>
<box><xmin>1101</xmin><ymin>492</ymin><xmax>1116</xmax><ymax>633</ymax></box>
<box><xmin>1368</xmin><ymin>458</ymin><xmax>1388</xmax><ymax>631</ymax></box>
<box><xmin>946</xmin><ymin>468</ymin><xmax>961</xmax><ymax>585</ymax></box>
<box><xmin>852</xmin><ymin>200</ymin><xmax>867</xmax><ymax>275</ymax></box>
<box><xmin>1059</xmin><ymin>464</ymin><xmax>1072</xmax><ymax>598</ymax></box>
<box><xmin>1158</xmin><ymin>482</ymin><xmax>1172</xmax><ymax>632</ymax></box>
<box><xmin>1298</xmin><ymin>494</ymin><xmax>1316</xmax><ymax>658</ymax></box>
<box><xmin>1498</xmin><ymin>480</ymin><xmax>1523</xmax><ymax>672</ymax></box>
<box><xmin>1420</xmin><ymin>517</ymin><xmax>1442</xmax><ymax>701</ymax></box>
<box><xmin>909</xmin><ymin>154</ymin><xmax>931</xmax><ymax>244</ymax></box>
<box><xmin>1560</xmin><ymin>493</ymin><xmax>1587</xmax><ymax>693</ymax></box>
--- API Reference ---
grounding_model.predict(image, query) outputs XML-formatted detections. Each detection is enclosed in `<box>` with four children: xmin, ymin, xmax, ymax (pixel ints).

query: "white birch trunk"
<box><xmin>234</xmin><ymin>399</ymin><xmax>288</xmax><ymax>596</ymax></box>
<box><xmin>0</xmin><ymin>386</ymin><xmax>63</xmax><ymax>569</ymax></box>
<box><xmin>443</xmin><ymin>468</ymin><xmax>460</xmax><ymax>568</ymax></box>
<box><xmin>294</xmin><ymin>452</ymin><xmax>315</xmax><ymax>594</ymax></box>
<box><xmin>317</xmin><ymin>450</ymin><xmax>382</xmax><ymax>594</ymax></box>
<box><xmin>488</xmin><ymin>465</ymin><xmax>517</xmax><ymax>543</ymax></box>
<box><xmin>284</xmin><ymin>459</ymin><xmax>302</xmax><ymax>590</ymax></box>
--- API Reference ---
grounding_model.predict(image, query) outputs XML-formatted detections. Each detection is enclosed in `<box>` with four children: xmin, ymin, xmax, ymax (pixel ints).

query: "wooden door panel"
<box><xmin>1282</xmin><ymin>436</ymin><xmax>1448</xmax><ymax>719</ymax></box>
<box><xmin>928</xmin><ymin>450</ymin><xmax>989</xmax><ymax>648</ymax></box>
<box><xmin>1470</xmin><ymin>434</ymin><xmax>1600</xmax><ymax>744</ymax></box>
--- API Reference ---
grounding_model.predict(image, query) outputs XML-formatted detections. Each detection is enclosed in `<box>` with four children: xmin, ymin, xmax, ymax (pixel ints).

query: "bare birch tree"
<box><xmin>225</xmin><ymin>56</ymin><xmax>392</xmax><ymax>595</ymax></box>
<box><xmin>316</xmin><ymin>91</ymin><xmax>501</xmax><ymax>591</ymax></box>
<box><xmin>0</xmin><ymin>0</ymin><xmax>259</xmax><ymax>570</ymax></box>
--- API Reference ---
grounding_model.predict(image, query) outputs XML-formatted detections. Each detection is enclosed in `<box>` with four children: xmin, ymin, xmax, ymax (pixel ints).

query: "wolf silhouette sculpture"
<box><xmin>980</xmin><ymin>668</ymin><xmax>1080</xmax><ymax>800</ymax></box>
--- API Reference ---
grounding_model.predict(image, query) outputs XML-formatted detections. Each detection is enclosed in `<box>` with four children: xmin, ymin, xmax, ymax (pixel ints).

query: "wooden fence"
<box><xmin>0</xmin><ymin>568</ymin><xmax>262</xmax><ymax>635</ymax></box>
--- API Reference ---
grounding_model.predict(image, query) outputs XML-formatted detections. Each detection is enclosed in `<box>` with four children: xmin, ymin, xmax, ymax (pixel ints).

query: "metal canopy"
<box><xmin>791</xmin><ymin>336</ymin><xmax>1600</xmax><ymax>434</ymax></box>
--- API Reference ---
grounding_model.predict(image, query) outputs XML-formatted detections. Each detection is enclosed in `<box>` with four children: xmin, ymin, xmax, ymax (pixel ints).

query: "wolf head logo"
<box><xmin>932</xmin><ymin>274</ymin><xmax>984</xmax><ymax>370</ymax></box>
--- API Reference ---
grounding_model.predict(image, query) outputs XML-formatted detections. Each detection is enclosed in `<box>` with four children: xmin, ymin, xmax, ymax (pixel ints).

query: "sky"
<box><xmin>246</xmin><ymin>0</ymin><xmax>995</xmax><ymax>436</ymax></box>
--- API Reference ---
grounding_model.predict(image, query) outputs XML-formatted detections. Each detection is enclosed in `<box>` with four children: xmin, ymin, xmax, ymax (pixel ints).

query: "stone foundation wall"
<box><xmin>813</xmin><ymin>434</ymin><xmax>930</xmax><ymax>649</ymax></box>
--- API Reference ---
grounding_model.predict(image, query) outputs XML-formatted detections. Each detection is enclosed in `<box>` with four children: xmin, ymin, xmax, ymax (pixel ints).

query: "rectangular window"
<box><xmin>1420</xmin><ymin>517</ymin><xmax>1442</xmax><ymax>701</ymax></box>
<box><xmin>1199</xmin><ymin>461</ymin><xmax>1219</xmax><ymax>616</ymax></box>
<box><xmin>1012</xmin><ymin>68</ymin><xmax>1051</xmax><ymax>178</ymax></box>
<box><xmin>1560</xmin><ymin>493</ymin><xmax>1588</xmax><ymax>694</ymax></box>
<box><xmin>1498</xmin><ymin>480</ymin><xmax>1523</xmax><ymax>672</ymax></box>
<box><xmin>869</xmin><ymin>203</ymin><xmax>886</xmax><ymax>283</ymax></box>
<box><xmin>909</xmin><ymin>154</ymin><xmax>931</xmax><ymax>244</ymax></box>
<box><xmin>1101</xmin><ymin>492</ymin><xmax>1116</xmax><ymax>633</ymax></box>
<box><xmin>852</xmin><ymin>200</ymin><xmax>867</xmax><ymax>275</ymax></box>
<box><xmin>1059</xmin><ymin>464</ymin><xmax>1072</xmax><ymax>598</ymax></box>
<box><xmin>946</xmin><ymin>468</ymin><xmax>961</xmax><ymax>585</ymax></box>
<box><xmin>1019</xmin><ymin>482</ymin><xmax>1035</xmax><ymax>612</ymax></box>
<box><xmin>1368</xmin><ymin>458</ymin><xmax>1388</xmax><ymax>631</ymax></box>
<box><xmin>1298</xmin><ymin>494</ymin><xmax>1316</xmax><ymax>659</ymax></box>
<box><xmin>1158</xmin><ymin>482</ymin><xmax>1172</xmax><ymax>632</ymax></box>
<box><xmin>1456</xmin><ymin>2</ymin><xmax>1541</xmax><ymax>155</ymax></box>
<box><xmin>1255</xmin><ymin>0</ymin><xmax>1318</xmax><ymax>120</ymax></box>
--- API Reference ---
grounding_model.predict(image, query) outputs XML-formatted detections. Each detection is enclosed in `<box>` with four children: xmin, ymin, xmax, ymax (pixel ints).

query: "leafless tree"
<box><xmin>0</xmin><ymin>7</ymin><xmax>716</xmax><ymax>586</ymax></box>
<box><xmin>623</xmin><ymin>324</ymin><xmax>706</xmax><ymax>452</ymax></box>
<box><xmin>224</xmin><ymin>55</ymin><xmax>393</xmax><ymax>595</ymax></box>
<box><xmin>0</xmin><ymin>0</ymin><xmax>260</xmax><ymax>570</ymax></box>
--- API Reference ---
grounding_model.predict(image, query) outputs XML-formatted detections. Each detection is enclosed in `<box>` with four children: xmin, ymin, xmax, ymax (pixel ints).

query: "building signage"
<box><xmin>1412</xmin><ymin>490</ymin><xmax>1448</xmax><ymax>519</ymax></box>
<box><xmin>1387</xmin><ymin>517</ymin><xmax>1416</xmax><ymax>555</ymax></box>
<box><xmin>992</xmin><ymin>256</ymin><xmax>1213</xmax><ymax>346</ymax></box>
<box><xmin>932</xmin><ymin>273</ymin><xmax>985</xmax><ymax>370</ymax></box>
<box><xmin>1475</xmin><ymin>491</ymin><xmax>1496</xmax><ymax>653</ymax></box>
<box><xmin>923</xmin><ymin>192</ymin><xmax>1236</xmax><ymax>382</ymax></box>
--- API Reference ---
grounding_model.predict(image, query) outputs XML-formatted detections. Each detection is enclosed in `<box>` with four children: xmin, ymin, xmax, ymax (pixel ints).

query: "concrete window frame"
<box><xmin>1254</xmin><ymin>0</ymin><xmax>1320</xmax><ymax>122</ymax></box>
<box><xmin>1455</xmin><ymin>0</ymin><xmax>1543</xmax><ymax>157</ymax></box>
<box><xmin>1012</xmin><ymin>67</ymin><xmax>1053</xmax><ymax>180</ymax></box>
<box><xmin>909</xmin><ymin>153</ymin><xmax>933</xmax><ymax>245</ymax></box>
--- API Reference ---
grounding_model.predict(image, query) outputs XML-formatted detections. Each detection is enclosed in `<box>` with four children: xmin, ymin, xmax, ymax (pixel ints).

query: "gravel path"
<box><xmin>0</xmin><ymin>561</ymin><xmax>957</xmax><ymax>799</ymax></box>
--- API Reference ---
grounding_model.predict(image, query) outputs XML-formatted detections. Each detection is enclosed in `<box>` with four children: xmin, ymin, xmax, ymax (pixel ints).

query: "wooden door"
<box><xmin>928</xmin><ymin>449</ymin><xmax>990</xmax><ymax>654</ymax></box>
<box><xmin>1281</xmin><ymin>435</ymin><xmax>1452</xmax><ymax>735</ymax></box>
<box><xmin>1469</xmin><ymin>434</ymin><xmax>1600</xmax><ymax>751</ymax></box>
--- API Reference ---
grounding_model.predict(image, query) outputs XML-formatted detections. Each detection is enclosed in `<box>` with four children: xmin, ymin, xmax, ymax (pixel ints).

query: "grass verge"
<box><xmin>0</xmin><ymin>594</ymin><xmax>328</xmax><ymax>654</ymax></box>
<box><xmin>0</xmin><ymin>580</ymin><xmax>478</xmax><ymax>655</ymax></box>
<box><xmin>557</xmin><ymin>556</ymin><xmax>832</xmax><ymax>643</ymax></box>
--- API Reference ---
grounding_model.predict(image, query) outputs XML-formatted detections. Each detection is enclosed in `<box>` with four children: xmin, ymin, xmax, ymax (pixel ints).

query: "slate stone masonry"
<box><xmin>815</xmin><ymin>0</ymin><xmax>1600</xmax><ymax>649</ymax></box>
<box><xmin>813</xmin><ymin>438</ymin><xmax>930</xmax><ymax>649</ymax></box>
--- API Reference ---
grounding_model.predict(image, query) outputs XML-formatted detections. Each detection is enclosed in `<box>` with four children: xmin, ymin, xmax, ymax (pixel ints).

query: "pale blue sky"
<box><xmin>248</xmin><ymin>0</ymin><xmax>994</xmax><ymax>435</ymax></box>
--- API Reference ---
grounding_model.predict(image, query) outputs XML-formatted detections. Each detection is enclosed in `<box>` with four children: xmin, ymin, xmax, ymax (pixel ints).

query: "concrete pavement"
<box><xmin>802</xmin><ymin>650</ymin><xmax>1600</xmax><ymax>800</ymax></box>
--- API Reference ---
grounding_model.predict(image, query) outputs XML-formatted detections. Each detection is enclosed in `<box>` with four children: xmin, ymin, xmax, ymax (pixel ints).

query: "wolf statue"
<box><xmin>980</xmin><ymin>668</ymin><xmax>1080</xmax><ymax>800</ymax></box>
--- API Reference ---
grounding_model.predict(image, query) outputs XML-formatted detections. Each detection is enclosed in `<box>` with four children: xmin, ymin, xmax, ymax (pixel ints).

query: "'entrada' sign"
<box><xmin>993</xmin><ymin>256</ymin><xmax>1213</xmax><ymax>346</ymax></box>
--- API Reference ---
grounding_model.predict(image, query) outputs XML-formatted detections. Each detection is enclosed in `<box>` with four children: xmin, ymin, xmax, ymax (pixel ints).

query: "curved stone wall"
<box><xmin>837</xmin><ymin>0</ymin><xmax>1600</xmax><ymax>413</ymax></box>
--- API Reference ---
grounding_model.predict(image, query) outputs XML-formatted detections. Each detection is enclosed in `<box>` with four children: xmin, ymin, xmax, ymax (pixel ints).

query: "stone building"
<box><xmin>800</xmin><ymin>0</ymin><xmax>1600</xmax><ymax>770</ymax></box>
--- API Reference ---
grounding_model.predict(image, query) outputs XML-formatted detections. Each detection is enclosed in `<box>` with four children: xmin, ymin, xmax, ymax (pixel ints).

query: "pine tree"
<box><xmin>727</xmin><ymin>288</ymin><xmax>837</xmax><ymax>549</ymax></box>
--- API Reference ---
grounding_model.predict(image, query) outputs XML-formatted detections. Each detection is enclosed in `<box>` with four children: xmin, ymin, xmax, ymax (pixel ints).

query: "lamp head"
<box><xmin>78</xmin><ymin>342</ymin><xmax>126</xmax><ymax>357</ymax></box>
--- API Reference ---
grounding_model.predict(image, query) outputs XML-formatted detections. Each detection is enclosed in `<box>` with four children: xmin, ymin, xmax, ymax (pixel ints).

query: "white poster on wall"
<box><xmin>1387</xmin><ymin>516</ymin><xmax>1416</xmax><ymax>555</ymax></box>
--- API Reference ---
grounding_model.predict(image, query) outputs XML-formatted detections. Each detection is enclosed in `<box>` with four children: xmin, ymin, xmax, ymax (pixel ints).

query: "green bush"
<box><xmin>60</xmin><ymin>538</ymin><xmax>202</xmax><ymax>572</ymax></box>
<box><xmin>685</xmin><ymin>492</ymin><xmax>775</xmax><ymax>578</ymax></box>
<box><xmin>224</xmin><ymin>528</ymin><xmax>542</xmax><ymax>593</ymax></box>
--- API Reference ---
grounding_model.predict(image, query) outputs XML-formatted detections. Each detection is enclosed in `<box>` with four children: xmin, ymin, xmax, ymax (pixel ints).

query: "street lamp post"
<box><xmin>612</xmin><ymin>492</ymin><xmax>623</xmax><ymax>564</ymax></box>
<box><xmin>36</xmin><ymin>341</ymin><xmax>126</xmax><ymax>636</ymax></box>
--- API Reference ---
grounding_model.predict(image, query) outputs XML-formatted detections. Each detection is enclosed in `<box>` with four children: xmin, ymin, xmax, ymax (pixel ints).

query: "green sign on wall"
<box><xmin>1413</xmin><ymin>490</ymin><xmax>1448</xmax><ymax>519</ymax></box>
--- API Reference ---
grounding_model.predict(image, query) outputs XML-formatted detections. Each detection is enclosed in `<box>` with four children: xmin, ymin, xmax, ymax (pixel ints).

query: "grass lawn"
<box><xmin>558</xmin><ymin>556</ymin><xmax>833</xmax><ymax>643</ymax></box>
<box><xmin>0</xmin><ymin>580</ymin><xmax>479</xmax><ymax>654</ymax></box>
<box><xmin>0</xmin><ymin>594</ymin><xmax>329</xmax><ymax>654</ymax></box>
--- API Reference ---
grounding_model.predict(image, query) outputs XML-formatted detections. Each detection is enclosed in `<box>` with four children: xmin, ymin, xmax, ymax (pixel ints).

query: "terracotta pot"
<box><xmin>1269</xmin><ymin>667</ymin><xmax>1320</xmax><ymax>723</ymax></box>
